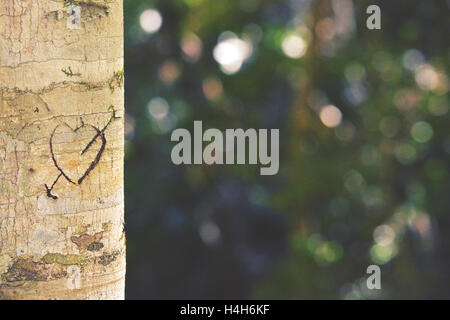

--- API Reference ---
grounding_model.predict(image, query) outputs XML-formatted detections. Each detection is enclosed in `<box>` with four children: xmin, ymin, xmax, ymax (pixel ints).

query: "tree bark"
<box><xmin>0</xmin><ymin>0</ymin><xmax>125</xmax><ymax>299</ymax></box>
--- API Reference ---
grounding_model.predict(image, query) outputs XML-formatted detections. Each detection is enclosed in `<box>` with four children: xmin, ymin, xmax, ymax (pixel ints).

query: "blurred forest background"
<box><xmin>123</xmin><ymin>0</ymin><xmax>449</xmax><ymax>299</ymax></box>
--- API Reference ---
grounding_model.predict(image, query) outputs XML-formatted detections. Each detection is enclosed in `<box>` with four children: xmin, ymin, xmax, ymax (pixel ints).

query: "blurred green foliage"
<box><xmin>124</xmin><ymin>0</ymin><xmax>449</xmax><ymax>299</ymax></box>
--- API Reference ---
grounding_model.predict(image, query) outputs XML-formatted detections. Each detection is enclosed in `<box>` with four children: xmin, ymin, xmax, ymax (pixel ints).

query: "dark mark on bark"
<box><xmin>50</xmin><ymin>127</ymin><xmax>76</xmax><ymax>185</ymax></box>
<box><xmin>61</xmin><ymin>66</ymin><xmax>81</xmax><ymax>77</ymax></box>
<box><xmin>78</xmin><ymin>127</ymin><xmax>106</xmax><ymax>185</ymax></box>
<box><xmin>44</xmin><ymin>109</ymin><xmax>119</xmax><ymax>199</ymax></box>
<box><xmin>45</xmin><ymin>172</ymin><xmax>62</xmax><ymax>200</ymax></box>
<box><xmin>71</xmin><ymin>231</ymin><xmax>103</xmax><ymax>251</ymax></box>
<box><xmin>87</xmin><ymin>242</ymin><xmax>104</xmax><ymax>251</ymax></box>
<box><xmin>98</xmin><ymin>250</ymin><xmax>119</xmax><ymax>266</ymax></box>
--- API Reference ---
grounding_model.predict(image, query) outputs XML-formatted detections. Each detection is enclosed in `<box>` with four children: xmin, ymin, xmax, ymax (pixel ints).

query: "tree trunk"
<box><xmin>0</xmin><ymin>0</ymin><xmax>125</xmax><ymax>299</ymax></box>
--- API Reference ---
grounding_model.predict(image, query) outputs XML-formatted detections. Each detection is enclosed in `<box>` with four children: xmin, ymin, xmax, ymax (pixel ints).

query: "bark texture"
<box><xmin>0</xmin><ymin>0</ymin><xmax>125</xmax><ymax>299</ymax></box>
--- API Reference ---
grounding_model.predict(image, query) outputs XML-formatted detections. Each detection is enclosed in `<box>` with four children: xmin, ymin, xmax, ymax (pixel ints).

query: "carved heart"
<box><xmin>50</xmin><ymin>123</ymin><xmax>106</xmax><ymax>185</ymax></box>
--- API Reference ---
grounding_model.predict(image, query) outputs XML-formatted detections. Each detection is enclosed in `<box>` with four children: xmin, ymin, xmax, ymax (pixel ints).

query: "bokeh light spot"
<box><xmin>370</xmin><ymin>244</ymin><xmax>398</xmax><ymax>265</ymax></box>
<box><xmin>139</xmin><ymin>9</ymin><xmax>163</xmax><ymax>34</ymax></box>
<box><xmin>202</xmin><ymin>77</ymin><xmax>223</xmax><ymax>102</ymax></box>
<box><xmin>199</xmin><ymin>221</ymin><xmax>221</xmax><ymax>246</ymax></box>
<box><xmin>320</xmin><ymin>105</ymin><xmax>342</xmax><ymax>128</ymax></box>
<box><xmin>213</xmin><ymin>32</ymin><xmax>253</xmax><ymax>75</ymax></box>
<box><xmin>281</xmin><ymin>34</ymin><xmax>307</xmax><ymax>59</ymax></box>
<box><xmin>373</xmin><ymin>225</ymin><xmax>396</xmax><ymax>246</ymax></box>
<box><xmin>411</xmin><ymin>121</ymin><xmax>433</xmax><ymax>143</ymax></box>
<box><xmin>395</xmin><ymin>144</ymin><xmax>417</xmax><ymax>165</ymax></box>
<box><xmin>181</xmin><ymin>32</ymin><xmax>203</xmax><ymax>63</ymax></box>
<box><xmin>415</xmin><ymin>64</ymin><xmax>440</xmax><ymax>91</ymax></box>
<box><xmin>147</xmin><ymin>97</ymin><xmax>169</xmax><ymax>120</ymax></box>
<box><xmin>402</xmin><ymin>49</ymin><xmax>425</xmax><ymax>72</ymax></box>
<box><xmin>158</xmin><ymin>60</ymin><xmax>181</xmax><ymax>84</ymax></box>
